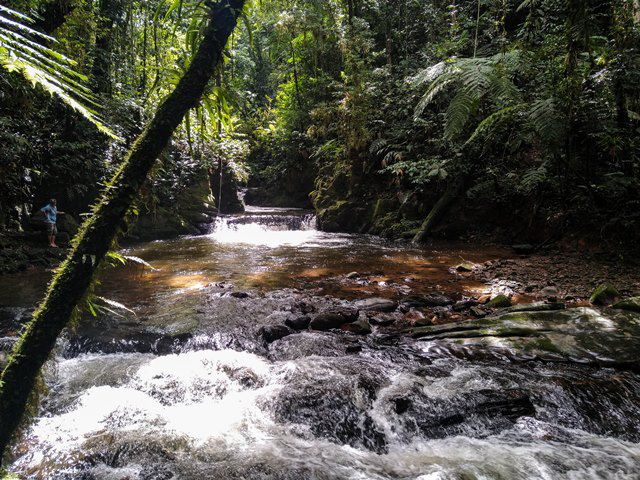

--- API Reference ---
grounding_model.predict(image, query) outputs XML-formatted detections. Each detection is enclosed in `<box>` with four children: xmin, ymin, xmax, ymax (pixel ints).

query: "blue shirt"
<box><xmin>41</xmin><ymin>204</ymin><xmax>57</xmax><ymax>224</ymax></box>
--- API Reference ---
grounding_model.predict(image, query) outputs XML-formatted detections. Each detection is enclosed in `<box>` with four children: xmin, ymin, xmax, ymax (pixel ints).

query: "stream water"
<box><xmin>2</xmin><ymin>207</ymin><xmax>640</xmax><ymax>479</ymax></box>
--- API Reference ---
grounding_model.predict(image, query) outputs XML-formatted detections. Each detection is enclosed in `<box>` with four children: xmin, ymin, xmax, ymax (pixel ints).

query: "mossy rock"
<box><xmin>317</xmin><ymin>200</ymin><xmax>370</xmax><ymax>233</ymax></box>
<box><xmin>613</xmin><ymin>297</ymin><xmax>640</xmax><ymax>313</ymax></box>
<box><xmin>589</xmin><ymin>283</ymin><xmax>620</xmax><ymax>305</ymax></box>
<box><xmin>56</xmin><ymin>214</ymin><xmax>79</xmax><ymax>236</ymax></box>
<box><xmin>372</xmin><ymin>197</ymin><xmax>399</xmax><ymax>220</ymax></box>
<box><xmin>486</xmin><ymin>294</ymin><xmax>512</xmax><ymax>308</ymax></box>
<box><xmin>455</xmin><ymin>262</ymin><xmax>475</xmax><ymax>272</ymax></box>
<box><xmin>411</xmin><ymin>307</ymin><xmax>640</xmax><ymax>368</ymax></box>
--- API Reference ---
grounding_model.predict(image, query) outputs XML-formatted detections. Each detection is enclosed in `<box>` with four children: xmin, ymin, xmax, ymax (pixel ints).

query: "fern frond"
<box><xmin>444</xmin><ymin>87</ymin><xmax>479</xmax><ymax>139</ymax></box>
<box><xmin>526</xmin><ymin>97</ymin><xmax>564</xmax><ymax>144</ymax></box>
<box><xmin>465</xmin><ymin>104</ymin><xmax>524</xmax><ymax>146</ymax></box>
<box><xmin>414</xmin><ymin>75</ymin><xmax>456</xmax><ymax>119</ymax></box>
<box><xmin>0</xmin><ymin>5</ymin><xmax>118</xmax><ymax>139</ymax></box>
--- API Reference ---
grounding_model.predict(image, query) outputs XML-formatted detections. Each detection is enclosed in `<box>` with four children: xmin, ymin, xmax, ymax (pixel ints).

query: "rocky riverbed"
<box><xmin>1</xmin><ymin>208</ymin><xmax>640</xmax><ymax>479</ymax></box>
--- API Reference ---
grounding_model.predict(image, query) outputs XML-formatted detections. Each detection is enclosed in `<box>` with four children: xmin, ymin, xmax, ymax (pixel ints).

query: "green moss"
<box><xmin>589</xmin><ymin>283</ymin><xmax>620</xmax><ymax>305</ymax></box>
<box><xmin>612</xmin><ymin>296</ymin><xmax>640</xmax><ymax>312</ymax></box>
<box><xmin>487</xmin><ymin>294</ymin><xmax>512</xmax><ymax>308</ymax></box>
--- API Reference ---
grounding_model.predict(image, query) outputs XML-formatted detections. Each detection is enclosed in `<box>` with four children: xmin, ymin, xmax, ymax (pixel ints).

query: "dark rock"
<box><xmin>453</xmin><ymin>299</ymin><xmax>478</xmax><ymax>312</ymax></box>
<box><xmin>341</xmin><ymin>318</ymin><xmax>372</xmax><ymax>335</ymax></box>
<box><xmin>421</xmin><ymin>294</ymin><xmax>454</xmax><ymax>307</ymax></box>
<box><xmin>56</xmin><ymin>214</ymin><xmax>79</xmax><ymax>236</ymax></box>
<box><xmin>470</xmin><ymin>306</ymin><xmax>487</xmax><ymax>318</ymax></box>
<box><xmin>354</xmin><ymin>298</ymin><xmax>397</xmax><ymax>312</ymax></box>
<box><xmin>230</xmin><ymin>291</ymin><xmax>250</xmax><ymax>299</ymax></box>
<box><xmin>258</xmin><ymin>325</ymin><xmax>292</xmax><ymax>344</ymax></box>
<box><xmin>540</xmin><ymin>286</ymin><xmax>559</xmax><ymax>301</ymax></box>
<box><xmin>367</xmin><ymin>312</ymin><xmax>399</xmax><ymax>326</ymax></box>
<box><xmin>310</xmin><ymin>309</ymin><xmax>358</xmax><ymax>330</ymax></box>
<box><xmin>346</xmin><ymin>345</ymin><xmax>362</xmax><ymax>354</ymax></box>
<box><xmin>285</xmin><ymin>315</ymin><xmax>311</xmax><ymax>330</ymax></box>
<box><xmin>392</xmin><ymin>397</ymin><xmax>412</xmax><ymax>414</ymax></box>
<box><xmin>512</xmin><ymin>244</ymin><xmax>536</xmax><ymax>254</ymax></box>
<box><xmin>508</xmin><ymin>302</ymin><xmax>565</xmax><ymax>313</ymax></box>
<box><xmin>613</xmin><ymin>297</ymin><xmax>640</xmax><ymax>313</ymax></box>
<box><xmin>273</xmin><ymin>376</ymin><xmax>387</xmax><ymax>453</ymax></box>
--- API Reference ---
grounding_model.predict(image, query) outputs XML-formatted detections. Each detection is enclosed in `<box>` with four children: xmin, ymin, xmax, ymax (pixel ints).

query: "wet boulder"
<box><xmin>453</xmin><ymin>299</ymin><xmax>478</xmax><ymax>312</ymax></box>
<box><xmin>341</xmin><ymin>318</ymin><xmax>372</xmax><ymax>335</ymax></box>
<box><xmin>258</xmin><ymin>324</ymin><xmax>292</xmax><ymax>344</ymax></box>
<box><xmin>285</xmin><ymin>315</ymin><xmax>312</xmax><ymax>330</ymax></box>
<box><xmin>310</xmin><ymin>308</ymin><xmax>358</xmax><ymax>330</ymax></box>
<box><xmin>613</xmin><ymin>296</ymin><xmax>640</xmax><ymax>313</ymax></box>
<box><xmin>273</xmin><ymin>372</ymin><xmax>387</xmax><ymax>453</ymax></box>
<box><xmin>412</xmin><ymin>307</ymin><xmax>640</xmax><ymax>370</ymax></box>
<box><xmin>367</xmin><ymin>312</ymin><xmax>400</xmax><ymax>326</ymax></box>
<box><xmin>354</xmin><ymin>298</ymin><xmax>397</xmax><ymax>312</ymax></box>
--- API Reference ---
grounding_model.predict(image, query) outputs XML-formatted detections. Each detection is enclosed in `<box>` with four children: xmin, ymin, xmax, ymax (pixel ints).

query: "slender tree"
<box><xmin>0</xmin><ymin>0</ymin><xmax>246</xmax><ymax>464</ymax></box>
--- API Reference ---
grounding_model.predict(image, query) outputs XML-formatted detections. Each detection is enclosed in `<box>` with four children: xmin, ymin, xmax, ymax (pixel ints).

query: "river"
<box><xmin>2</xmin><ymin>207</ymin><xmax>639</xmax><ymax>479</ymax></box>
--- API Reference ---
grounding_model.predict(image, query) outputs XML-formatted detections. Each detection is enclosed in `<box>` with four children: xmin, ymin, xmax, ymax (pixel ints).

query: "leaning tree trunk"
<box><xmin>412</xmin><ymin>180</ymin><xmax>465</xmax><ymax>244</ymax></box>
<box><xmin>0</xmin><ymin>0</ymin><xmax>245</xmax><ymax>463</ymax></box>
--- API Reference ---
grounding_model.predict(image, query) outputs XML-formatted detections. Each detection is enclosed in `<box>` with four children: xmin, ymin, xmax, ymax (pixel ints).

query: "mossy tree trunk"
<box><xmin>412</xmin><ymin>180</ymin><xmax>464</xmax><ymax>244</ymax></box>
<box><xmin>0</xmin><ymin>0</ymin><xmax>245</xmax><ymax>464</ymax></box>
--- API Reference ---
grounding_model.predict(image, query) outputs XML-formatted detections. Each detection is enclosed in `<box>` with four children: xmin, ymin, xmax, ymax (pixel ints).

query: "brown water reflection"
<box><xmin>0</xmin><ymin>211</ymin><xmax>511</xmax><ymax>310</ymax></box>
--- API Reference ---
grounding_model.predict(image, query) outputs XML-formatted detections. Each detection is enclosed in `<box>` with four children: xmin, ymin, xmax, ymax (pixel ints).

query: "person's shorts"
<box><xmin>46</xmin><ymin>222</ymin><xmax>57</xmax><ymax>235</ymax></box>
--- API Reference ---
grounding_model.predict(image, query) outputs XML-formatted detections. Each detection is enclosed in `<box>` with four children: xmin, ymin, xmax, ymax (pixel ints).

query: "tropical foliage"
<box><xmin>1</xmin><ymin>0</ymin><xmax>639</xmax><ymax>247</ymax></box>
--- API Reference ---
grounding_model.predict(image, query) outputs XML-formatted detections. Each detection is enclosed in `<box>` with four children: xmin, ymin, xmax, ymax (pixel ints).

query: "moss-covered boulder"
<box><xmin>486</xmin><ymin>294</ymin><xmax>512</xmax><ymax>308</ymax></box>
<box><xmin>56</xmin><ymin>214</ymin><xmax>79</xmax><ymax>236</ymax></box>
<box><xmin>613</xmin><ymin>297</ymin><xmax>640</xmax><ymax>313</ymax></box>
<box><xmin>589</xmin><ymin>283</ymin><xmax>620</xmax><ymax>305</ymax></box>
<box><xmin>316</xmin><ymin>200</ymin><xmax>370</xmax><ymax>233</ymax></box>
<box><xmin>411</xmin><ymin>307</ymin><xmax>640</xmax><ymax>369</ymax></box>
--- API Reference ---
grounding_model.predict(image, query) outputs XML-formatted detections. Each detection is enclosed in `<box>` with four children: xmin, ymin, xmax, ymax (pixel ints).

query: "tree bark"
<box><xmin>0</xmin><ymin>0</ymin><xmax>245</xmax><ymax>464</ymax></box>
<box><xmin>34</xmin><ymin>0</ymin><xmax>80</xmax><ymax>34</ymax></box>
<box><xmin>412</xmin><ymin>180</ymin><xmax>464</xmax><ymax>244</ymax></box>
<box><xmin>91</xmin><ymin>0</ymin><xmax>123</xmax><ymax>97</ymax></box>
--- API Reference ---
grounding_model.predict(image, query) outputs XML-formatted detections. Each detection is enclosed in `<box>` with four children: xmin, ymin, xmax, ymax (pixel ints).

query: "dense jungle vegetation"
<box><xmin>1</xmin><ymin>0</ymin><xmax>640</xmax><ymax>250</ymax></box>
<box><xmin>2</xmin><ymin>1</ymin><xmax>640</xmax><ymax>475</ymax></box>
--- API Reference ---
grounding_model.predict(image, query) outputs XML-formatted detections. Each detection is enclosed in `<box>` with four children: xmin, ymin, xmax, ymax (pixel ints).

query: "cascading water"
<box><xmin>209</xmin><ymin>207</ymin><xmax>318</xmax><ymax>247</ymax></box>
<box><xmin>3</xmin><ymin>206</ymin><xmax>640</xmax><ymax>479</ymax></box>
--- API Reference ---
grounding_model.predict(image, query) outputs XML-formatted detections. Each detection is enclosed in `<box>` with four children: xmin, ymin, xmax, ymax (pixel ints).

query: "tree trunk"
<box><xmin>0</xmin><ymin>0</ymin><xmax>245</xmax><ymax>464</ymax></box>
<box><xmin>34</xmin><ymin>0</ymin><xmax>80</xmax><ymax>34</ymax></box>
<box><xmin>92</xmin><ymin>0</ymin><xmax>123</xmax><ymax>97</ymax></box>
<box><xmin>412</xmin><ymin>180</ymin><xmax>464</xmax><ymax>244</ymax></box>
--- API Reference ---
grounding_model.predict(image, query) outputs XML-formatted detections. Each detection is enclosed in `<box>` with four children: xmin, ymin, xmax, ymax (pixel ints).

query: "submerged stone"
<box><xmin>354</xmin><ymin>298</ymin><xmax>397</xmax><ymax>312</ymax></box>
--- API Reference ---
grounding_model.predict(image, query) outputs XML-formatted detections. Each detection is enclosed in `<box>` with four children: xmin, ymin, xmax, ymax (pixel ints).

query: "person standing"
<box><xmin>40</xmin><ymin>198</ymin><xmax>64</xmax><ymax>248</ymax></box>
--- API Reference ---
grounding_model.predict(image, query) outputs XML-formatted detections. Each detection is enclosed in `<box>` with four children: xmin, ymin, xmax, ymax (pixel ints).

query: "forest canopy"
<box><xmin>0</xmin><ymin>0</ymin><xmax>639</xmax><ymax>247</ymax></box>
